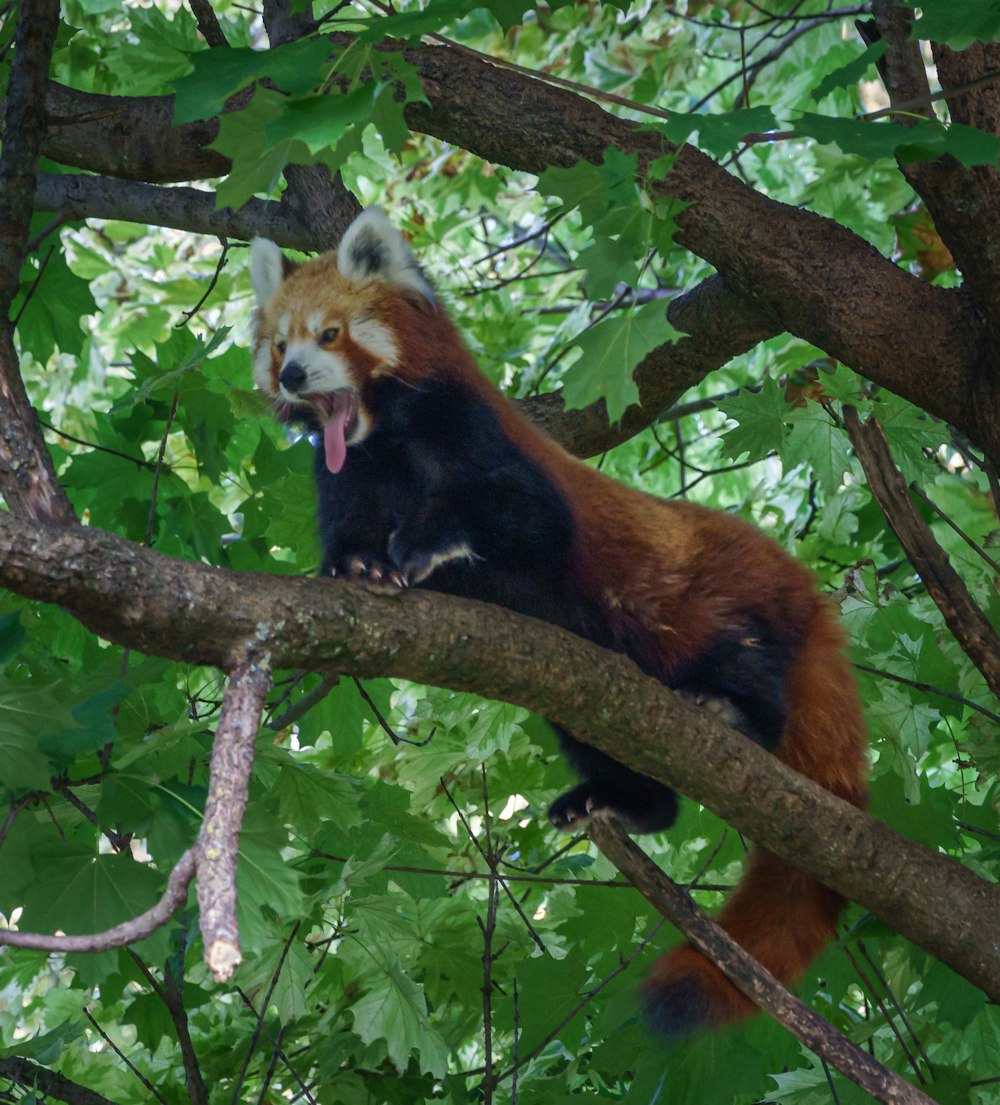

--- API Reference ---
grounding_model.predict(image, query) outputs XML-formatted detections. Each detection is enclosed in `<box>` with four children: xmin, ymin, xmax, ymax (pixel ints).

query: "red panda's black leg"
<box><xmin>548</xmin><ymin>726</ymin><xmax>679</xmax><ymax>833</ymax></box>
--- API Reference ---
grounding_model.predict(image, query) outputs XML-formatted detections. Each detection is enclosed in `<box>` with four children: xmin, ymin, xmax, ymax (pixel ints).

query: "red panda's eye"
<box><xmin>320</xmin><ymin>327</ymin><xmax>340</xmax><ymax>345</ymax></box>
<box><xmin>275</xmin><ymin>339</ymin><xmax>287</xmax><ymax>355</ymax></box>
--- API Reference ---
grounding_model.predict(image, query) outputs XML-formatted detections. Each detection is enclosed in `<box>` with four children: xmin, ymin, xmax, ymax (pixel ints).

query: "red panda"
<box><xmin>250</xmin><ymin>208</ymin><xmax>868</xmax><ymax>1035</ymax></box>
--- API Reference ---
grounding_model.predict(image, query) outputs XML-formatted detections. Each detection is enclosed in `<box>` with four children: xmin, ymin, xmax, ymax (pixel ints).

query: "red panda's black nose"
<box><xmin>280</xmin><ymin>361</ymin><xmax>307</xmax><ymax>393</ymax></box>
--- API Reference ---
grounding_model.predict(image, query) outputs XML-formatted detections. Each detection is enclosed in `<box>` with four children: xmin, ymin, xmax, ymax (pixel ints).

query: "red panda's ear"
<box><xmin>250</xmin><ymin>238</ymin><xmax>296</xmax><ymax>308</ymax></box>
<box><xmin>337</xmin><ymin>207</ymin><xmax>437</xmax><ymax>310</ymax></box>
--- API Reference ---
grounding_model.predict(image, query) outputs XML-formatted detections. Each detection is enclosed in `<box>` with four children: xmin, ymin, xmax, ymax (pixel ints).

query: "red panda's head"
<box><xmin>250</xmin><ymin>208</ymin><xmax>438</xmax><ymax>473</ymax></box>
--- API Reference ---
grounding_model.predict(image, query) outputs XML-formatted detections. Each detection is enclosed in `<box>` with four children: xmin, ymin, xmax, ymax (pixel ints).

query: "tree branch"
<box><xmin>589</xmin><ymin>818</ymin><xmax>934</xmax><ymax>1105</ymax></box>
<box><xmin>33</xmin><ymin>174</ymin><xmax>324</xmax><ymax>253</ymax></box>
<box><xmin>189</xmin><ymin>0</ymin><xmax>227</xmax><ymax>47</ymax></box>
<box><xmin>0</xmin><ymin>1057</ymin><xmax>122</xmax><ymax>1105</ymax></box>
<box><xmin>843</xmin><ymin>406</ymin><xmax>1000</xmax><ymax>698</ymax></box>
<box><xmin>195</xmin><ymin>656</ymin><xmax>273</xmax><ymax>981</ymax></box>
<box><xmin>869</xmin><ymin>0</ymin><xmax>1000</xmax><ymax>392</ymax></box>
<box><xmin>523</xmin><ymin>274</ymin><xmax>777</xmax><ymax>456</ymax></box>
<box><xmin>0</xmin><ymin>0</ymin><xmax>60</xmax><ymax>313</ymax></box>
<box><xmin>0</xmin><ymin>514</ymin><xmax>998</xmax><ymax>1003</ymax></box>
<box><xmin>0</xmin><ymin>0</ymin><xmax>82</xmax><ymax>527</ymax></box>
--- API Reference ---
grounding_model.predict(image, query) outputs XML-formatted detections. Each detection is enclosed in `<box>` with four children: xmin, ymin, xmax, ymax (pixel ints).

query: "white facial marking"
<box><xmin>279</xmin><ymin>343</ymin><xmax>353</xmax><ymax>402</ymax></box>
<box><xmin>307</xmin><ymin>309</ymin><xmax>326</xmax><ymax>336</ymax></box>
<box><xmin>349</xmin><ymin>316</ymin><xmax>398</xmax><ymax>365</ymax></box>
<box><xmin>253</xmin><ymin>342</ymin><xmax>273</xmax><ymax>392</ymax></box>
<box><xmin>277</xmin><ymin>313</ymin><xmax>290</xmax><ymax>341</ymax></box>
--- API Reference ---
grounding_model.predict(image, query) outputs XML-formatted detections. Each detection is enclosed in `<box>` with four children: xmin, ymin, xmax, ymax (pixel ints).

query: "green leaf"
<box><xmin>352</xmin><ymin>0</ymin><xmax>473</xmax><ymax>41</ymax></box>
<box><xmin>663</xmin><ymin>106</ymin><xmax>777</xmax><ymax>157</ymax></box>
<box><xmin>0</xmin><ymin>612</ymin><xmax>26</xmax><ymax>666</ymax></box>
<box><xmin>903</xmin><ymin>0</ymin><xmax>1000</xmax><ymax>49</ymax></box>
<box><xmin>268</xmin><ymin>754</ymin><xmax>361</xmax><ymax>835</ymax></box>
<box><xmin>718</xmin><ymin>377</ymin><xmax>791</xmax><ymax>463</ymax></box>
<box><xmin>350</xmin><ymin>962</ymin><xmax>449</xmax><ymax>1077</ymax></box>
<box><xmin>0</xmin><ymin>683</ymin><xmax>74</xmax><ymax>791</ymax></box>
<box><xmin>172</xmin><ymin>38</ymin><xmax>334</xmax><ymax>123</ymax></box>
<box><xmin>811</xmin><ymin>40</ymin><xmax>887</xmax><ymax>102</ymax></box>
<box><xmin>210</xmin><ymin>87</ymin><xmax>315</xmax><ymax>208</ymax></box>
<box><xmin>21</xmin><ymin>844</ymin><xmax>166</xmax><ymax>936</ymax></box>
<box><xmin>782</xmin><ymin>406</ymin><xmax>852</xmax><ymax>491</ymax></box>
<box><xmin>14</xmin><ymin>249</ymin><xmax>96</xmax><ymax>361</ymax></box>
<box><xmin>796</xmin><ymin>112</ymin><xmax>1000</xmax><ymax>169</ymax></box>
<box><xmin>795</xmin><ymin>111</ymin><xmax>911</xmax><ymax>161</ymax></box>
<box><xmin>237</xmin><ymin>819</ymin><xmax>306</xmax><ymax>925</ymax></box>
<box><xmin>564</xmin><ymin>300</ymin><xmax>680</xmax><ymax>422</ymax></box>
<box><xmin>537</xmin><ymin>148</ymin><xmax>639</xmax><ymax>224</ymax></box>
<box><xmin>270</xmin><ymin>85</ymin><xmax>377</xmax><ymax>155</ymax></box>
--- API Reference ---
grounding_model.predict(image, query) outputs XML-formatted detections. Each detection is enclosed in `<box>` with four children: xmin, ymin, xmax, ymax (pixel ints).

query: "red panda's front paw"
<box><xmin>329</xmin><ymin>558</ymin><xmax>409</xmax><ymax>593</ymax></box>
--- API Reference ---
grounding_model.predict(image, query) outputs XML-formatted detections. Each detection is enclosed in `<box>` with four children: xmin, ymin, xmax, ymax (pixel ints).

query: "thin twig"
<box><xmin>267</xmin><ymin>672</ymin><xmax>340</xmax><ymax>730</ymax></box>
<box><xmin>843</xmin><ymin>946</ymin><xmax>926</xmax><ymax>1083</ymax></box>
<box><xmin>235</xmin><ymin>989</ymin><xmax>317</xmax><ymax>1105</ymax></box>
<box><xmin>0</xmin><ymin>849</ymin><xmax>196</xmax><ymax>952</ymax></box>
<box><xmin>84</xmin><ymin>1007</ymin><xmax>170</xmax><ymax>1105</ymax></box>
<box><xmin>853</xmin><ymin>663</ymin><xmax>1000</xmax><ymax>726</ymax></box>
<box><xmin>232</xmin><ymin>922</ymin><xmax>302</xmax><ymax>1105</ymax></box>
<box><xmin>495</xmin><ymin>918</ymin><xmax>666</xmax><ymax>1084</ymax></box>
<box><xmin>144</xmin><ymin>391</ymin><xmax>180</xmax><ymax>549</ymax></box>
<box><xmin>858</xmin><ymin>941</ymin><xmax>934</xmax><ymax>1074</ymax></box>
<box><xmin>479</xmin><ymin>766</ymin><xmax>498</xmax><ymax>1104</ymax></box>
<box><xmin>908</xmin><ymin>483</ymin><xmax>1000</xmax><ymax>575</ymax></box>
<box><xmin>442</xmin><ymin>780</ymin><xmax>547</xmax><ymax>954</ymax></box>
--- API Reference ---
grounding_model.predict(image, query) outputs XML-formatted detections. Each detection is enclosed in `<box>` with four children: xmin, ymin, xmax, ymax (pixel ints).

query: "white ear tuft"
<box><xmin>337</xmin><ymin>207</ymin><xmax>436</xmax><ymax>306</ymax></box>
<box><xmin>250</xmin><ymin>237</ymin><xmax>286</xmax><ymax>308</ymax></box>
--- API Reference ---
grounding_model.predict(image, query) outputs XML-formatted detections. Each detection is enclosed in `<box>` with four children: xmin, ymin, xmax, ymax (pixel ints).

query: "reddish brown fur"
<box><xmin>256</xmin><ymin>246</ymin><xmax>869</xmax><ymax>1029</ymax></box>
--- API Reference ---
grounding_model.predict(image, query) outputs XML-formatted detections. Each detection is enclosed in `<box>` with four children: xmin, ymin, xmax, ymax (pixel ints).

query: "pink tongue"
<box><xmin>322</xmin><ymin>394</ymin><xmax>351</xmax><ymax>474</ymax></box>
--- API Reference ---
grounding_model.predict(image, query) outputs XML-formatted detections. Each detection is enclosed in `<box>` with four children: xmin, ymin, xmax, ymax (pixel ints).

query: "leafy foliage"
<box><xmin>2</xmin><ymin>1</ymin><xmax>1000</xmax><ymax>1104</ymax></box>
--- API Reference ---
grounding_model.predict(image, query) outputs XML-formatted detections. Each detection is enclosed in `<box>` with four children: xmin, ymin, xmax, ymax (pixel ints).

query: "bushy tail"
<box><xmin>644</xmin><ymin>603</ymin><xmax>868</xmax><ymax>1036</ymax></box>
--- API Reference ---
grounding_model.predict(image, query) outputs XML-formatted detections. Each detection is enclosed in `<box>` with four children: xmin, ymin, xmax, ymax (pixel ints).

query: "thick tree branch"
<box><xmin>0</xmin><ymin>514</ymin><xmax>998</xmax><ymax>1004</ymax></box>
<box><xmin>844</xmin><ymin>407</ymin><xmax>1000</xmax><ymax>698</ymax></box>
<box><xmin>0</xmin><ymin>0</ymin><xmax>60</xmax><ymax>313</ymax></box>
<box><xmin>36</xmin><ymin>82</ymin><xmax>228</xmax><ymax>183</ymax></box>
<box><xmin>870</xmin><ymin>0</ymin><xmax>1000</xmax><ymax>401</ymax></box>
<box><xmin>589</xmin><ymin>819</ymin><xmax>934</xmax><ymax>1105</ymax></box>
<box><xmin>0</xmin><ymin>0</ymin><xmax>79</xmax><ymax>527</ymax></box>
<box><xmin>33</xmin><ymin>175</ymin><xmax>323</xmax><ymax>253</ymax></box>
